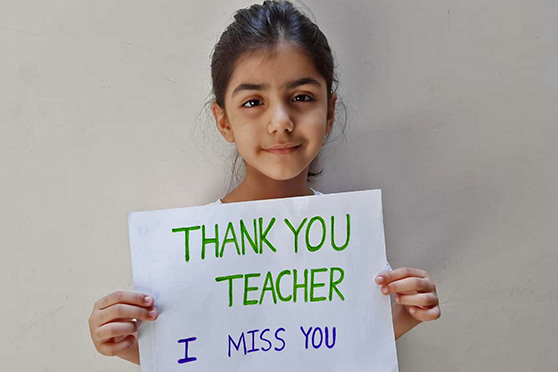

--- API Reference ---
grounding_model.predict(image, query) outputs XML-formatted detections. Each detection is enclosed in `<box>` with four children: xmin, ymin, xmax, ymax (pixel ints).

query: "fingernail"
<box><xmin>144</xmin><ymin>296</ymin><xmax>152</xmax><ymax>304</ymax></box>
<box><xmin>377</xmin><ymin>276</ymin><xmax>384</xmax><ymax>284</ymax></box>
<box><xmin>149</xmin><ymin>310</ymin><xmax>157</xmax><ymax>318</ymax></box>
<box><xmin>382</xmin><ymin>287</ymin><xmax>388</xmax><ymax>294</ymax></box>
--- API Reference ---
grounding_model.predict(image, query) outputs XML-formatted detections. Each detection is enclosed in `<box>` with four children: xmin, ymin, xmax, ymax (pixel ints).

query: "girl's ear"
<box><xmin>212</xmin><ymin>102</ymin><xmax>235</xmax><ymax>143</ymax></box>
<box><xmin>325</xmin><ymin>93</ymin><xmax>338</xmax><ymax>136</ymax></box>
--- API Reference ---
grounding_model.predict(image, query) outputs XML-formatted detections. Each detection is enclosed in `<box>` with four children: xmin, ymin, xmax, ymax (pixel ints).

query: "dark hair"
<box><xmin>203</xmin><ymin>0</ymin><xmax>347</xmax><ymax>189</ymax></box>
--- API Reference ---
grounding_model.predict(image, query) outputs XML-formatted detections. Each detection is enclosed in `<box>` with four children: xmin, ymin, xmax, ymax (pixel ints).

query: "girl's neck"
<box><xmin>221</xmin><ymin>165</ymin><xmax>314</xmax><ymax>203</ymax></box>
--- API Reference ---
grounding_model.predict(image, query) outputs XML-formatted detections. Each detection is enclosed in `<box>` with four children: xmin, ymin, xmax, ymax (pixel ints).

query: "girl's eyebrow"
<box><xmin>231</xmin><ymin>77</ymin><xmax>322</xmax><ymax>98</ymax></box>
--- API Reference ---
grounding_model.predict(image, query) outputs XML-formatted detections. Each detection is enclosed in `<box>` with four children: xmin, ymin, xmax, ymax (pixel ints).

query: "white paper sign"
<box><xmin>128</xmin><ymin>189</ymin><xmax>398</xmax><ymax>371</ymax></box>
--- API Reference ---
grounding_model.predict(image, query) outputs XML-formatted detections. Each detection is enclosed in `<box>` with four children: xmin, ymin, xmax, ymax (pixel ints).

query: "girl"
<box><xmin>88</xmin><ymin>0</ymin><xmax>441</xmax><ymax>365</ymax></box>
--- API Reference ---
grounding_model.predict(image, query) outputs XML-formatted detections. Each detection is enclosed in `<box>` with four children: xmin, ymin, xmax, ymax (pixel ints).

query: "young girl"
<box><xmin>88</xmin><ymin>0</ymin><xmax>440</xmax><ymax>365</ymax></box>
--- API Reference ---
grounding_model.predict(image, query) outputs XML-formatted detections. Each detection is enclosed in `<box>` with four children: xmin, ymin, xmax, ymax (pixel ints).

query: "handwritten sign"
<box><xmin>128</xmin><ymin>189</ymin><xmax>398</xmax><ymax>371</ymax></box>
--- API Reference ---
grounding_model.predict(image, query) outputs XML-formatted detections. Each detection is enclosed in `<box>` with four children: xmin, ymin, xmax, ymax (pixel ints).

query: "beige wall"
<box><xmin>2</xmin><ymin>0</ymin><xmax>557</xmax><ymax>371</ymax></box>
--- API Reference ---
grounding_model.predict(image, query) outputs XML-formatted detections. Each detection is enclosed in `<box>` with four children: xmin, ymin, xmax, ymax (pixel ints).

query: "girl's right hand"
<box><xmin>88</xmin><ymin>291</ymin><xmax>158</xmax><ymax>364</ymax></box>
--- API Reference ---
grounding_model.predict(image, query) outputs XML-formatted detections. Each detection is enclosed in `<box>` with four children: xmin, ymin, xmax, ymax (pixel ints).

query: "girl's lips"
<box><xmin>263</xmin><ymin>145</ymin><xmax>300</xmax><ymax>154</ymax></box>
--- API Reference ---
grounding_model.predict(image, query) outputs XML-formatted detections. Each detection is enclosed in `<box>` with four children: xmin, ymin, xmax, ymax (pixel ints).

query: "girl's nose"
<box><xmin>268</xmin><ymin>102</ymin><xmax>294</xmax><ymax>133</ymax></box>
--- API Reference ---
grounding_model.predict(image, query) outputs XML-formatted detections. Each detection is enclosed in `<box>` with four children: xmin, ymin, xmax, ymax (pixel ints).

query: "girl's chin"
<box><xmin>260</xmin><ymin>167</ymin><xmax>308</xmax><ymax>182</ymax></box>
<box><xmin>244</xmin><ymin>158</ymin><xmax>311</xmax><ymax>181</ymax></box>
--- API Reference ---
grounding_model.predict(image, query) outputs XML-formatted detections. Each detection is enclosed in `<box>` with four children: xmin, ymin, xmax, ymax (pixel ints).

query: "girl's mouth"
<box><xmin>263</xmin><ymin>144</ymin><xmax>301</xmax><ymax>155</ymax></box>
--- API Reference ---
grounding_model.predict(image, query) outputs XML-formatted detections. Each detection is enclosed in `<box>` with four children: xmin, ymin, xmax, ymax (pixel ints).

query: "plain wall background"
<box><xmin>2</xmin><ymin>0</ymin><xmax>557</xmax><ymax>371</ymax></box>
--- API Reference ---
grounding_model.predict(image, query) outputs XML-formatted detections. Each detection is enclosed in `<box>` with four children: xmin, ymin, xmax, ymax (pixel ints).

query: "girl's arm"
<box><xmin>115</xmin><ymin>340</ymin><xmax>140</xmax><ymax>365</ymax></box>
<box><xmin>392</xmin><ymin>301</ymin><xmax>422</xmax><ymax>339</ymax></box>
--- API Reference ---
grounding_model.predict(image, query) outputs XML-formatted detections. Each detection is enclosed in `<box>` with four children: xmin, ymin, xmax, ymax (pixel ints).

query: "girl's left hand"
<box><xmin>375</xmin><ymin>267</ymin><xmax>441</xmax><ymax>322</ymax></box>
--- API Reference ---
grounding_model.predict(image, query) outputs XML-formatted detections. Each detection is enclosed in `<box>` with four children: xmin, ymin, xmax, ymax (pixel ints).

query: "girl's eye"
<box><xmin>293</xmin><ymin>94</ymin><xmax>314</xmax><ymax>102</ymax></box>
<box><xmin>242</xmin><ymin>99</ymin><xmax>262</xmax><ymax>108</ymax></box>
<box><xmin>241</xmin><ymin>95</ymin><xmax>314</xmax><ymax>109</ymax></box>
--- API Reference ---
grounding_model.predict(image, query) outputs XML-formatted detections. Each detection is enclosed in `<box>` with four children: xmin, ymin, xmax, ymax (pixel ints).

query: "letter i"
<box><xmin>177</xmin><ymin>337</ymin><xmax>198</xmax><ymax>364</ymax></box>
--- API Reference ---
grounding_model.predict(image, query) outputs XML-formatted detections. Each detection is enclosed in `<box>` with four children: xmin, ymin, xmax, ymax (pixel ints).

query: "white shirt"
<box><xmin>210</xmin><ymin>187</ymin><xmax>323</xmax><ymax>205</ymax></box>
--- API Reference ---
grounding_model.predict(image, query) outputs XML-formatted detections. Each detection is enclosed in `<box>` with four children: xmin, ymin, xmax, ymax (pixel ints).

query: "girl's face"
<box><xmin>212</xmin><ymin>41</ymin><xmax>337</xmax><ymax>182</ymax></box>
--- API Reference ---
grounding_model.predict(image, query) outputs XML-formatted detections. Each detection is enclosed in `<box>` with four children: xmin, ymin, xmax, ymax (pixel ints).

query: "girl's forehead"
<box><xmin>227</xmin><ymin>45</ymin><xmax>323</xmax><ymax>94</ymax></box>
<box><xmin>235</xmin><ymin>42</ymin><xmax>314</xmax><ymax>70</ymax></box>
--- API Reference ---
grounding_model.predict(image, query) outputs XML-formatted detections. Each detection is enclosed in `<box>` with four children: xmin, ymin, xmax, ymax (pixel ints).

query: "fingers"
<box><xmin>96</xmin><ymin>303</ymin><xmax>158</xmax><ymax>328</ymax></box>
<box><xmin>395</xmin><ymin>292</ymin><xmax>439</xmax><ymax>307</ymax></box>
<box><xmin>113</xmin><ymin>335</ymin><xmax>127</xmax><ymax>343</ymax></box>
<box><xmin>89</xmin><ymin>291</ymin><xmax>156</xmax><ymax>329</ymax></box>
<box><xmin>406</xmin><ymin>305</ymin><xmax>441</xmax><ymax>321</ymax></box>
<box><xmin>95</xmin><ymin>291</ymin><xmax>153</xmax><ymax>311</ymax></box>
<box><xmin>374</xmin><ymin>266</ymin><xmax>441</xmax><ymax>323</ymax></box>
<box><xmin>97</xmin><ymin>334</ymin><xmax>138</xmax><ymax>357</ymax></box>
<box><xmin>89</xmin><ymin>291</ymin><xmax>156</xmax><ymax>358</ymax></box>
<box><xmin>374</xmin><ymin>267</ymin><xmax>435</xmax><ymax>295</ymax></box>
<box><xmin>378</xmin><ymin>276</ymin><xmax>435</xmax><ymax>295</ymax></box>
<box><xmin>375</xmin><ymin>267</ymin><xmax>428</xmax><ymax>286</ymax></box>
<box><xmin>95</xmin><ymin>320</ymin><xmax>138</xmax><ymax>343</ymax></box>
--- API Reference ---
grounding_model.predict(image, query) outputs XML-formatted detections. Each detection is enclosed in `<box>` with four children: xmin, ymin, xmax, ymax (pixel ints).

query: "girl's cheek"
<box><xmin>235</xmin><ymin>134</ymin><xmax>259</xmax><ymax>154</ymax></box>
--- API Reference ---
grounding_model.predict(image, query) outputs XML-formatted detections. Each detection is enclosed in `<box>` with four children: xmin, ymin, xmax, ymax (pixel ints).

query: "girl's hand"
<box><xmin>375</xmin><ymin>267</ymin><xmax>441</xmax><ymax>322</ymax></box>
<box><xmin>88</xmin><ymin>291</ymin><xmax>158</xmax><ymax>364</ymax></box>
